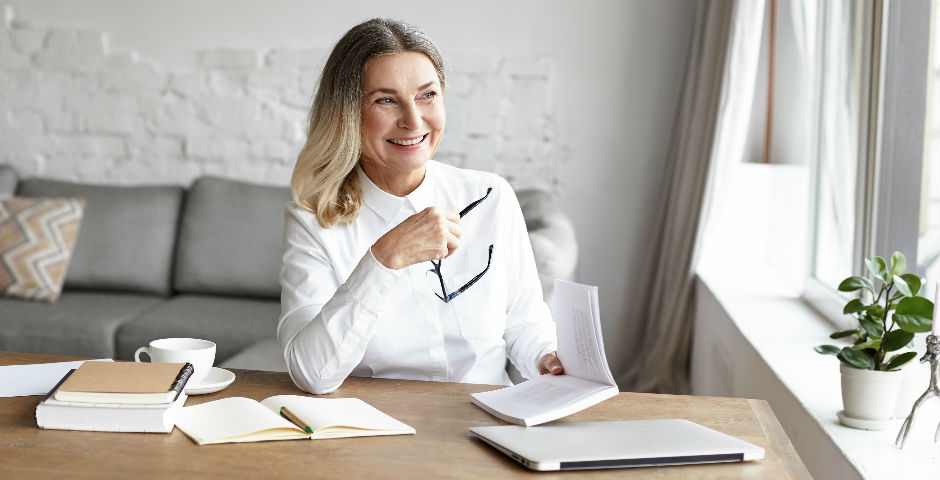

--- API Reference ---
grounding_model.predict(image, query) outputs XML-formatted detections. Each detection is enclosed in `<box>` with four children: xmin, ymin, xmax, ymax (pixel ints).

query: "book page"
<box><xmin>471</xmin><ymin>375</ymin><xmax>612</xmax><ymax>420</ymax></box>
<box><xmin>176</xmin><ymin>397</ymin><xmax>306</xmax><ymax>445</ymax></box>
<box><xmin>553</xmin><ymin>280</ymin><xmax>616</xmax><ymax>386</ymax></box>
<box><xmin>260</xmin><ymin>395</ymin><xmax>414</xmax><ymax>435</ymax></box>
<box><xmin>0</xmin><ymin>359</ymin><xmax>112</xmax><ymax>398</ymax></box>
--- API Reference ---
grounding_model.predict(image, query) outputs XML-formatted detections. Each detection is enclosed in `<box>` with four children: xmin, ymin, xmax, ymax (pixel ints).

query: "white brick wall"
<box><xmin>0</xmin><ymin>4</ymin><xmax>564</xmax><ymax>190</ymax></box>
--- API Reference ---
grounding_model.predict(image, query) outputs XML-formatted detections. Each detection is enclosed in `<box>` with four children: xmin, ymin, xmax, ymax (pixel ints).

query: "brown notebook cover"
<box><xmin>54</xmin><ymin>361</ymin><xmax>194</xmax><ymax>404</ymax></box>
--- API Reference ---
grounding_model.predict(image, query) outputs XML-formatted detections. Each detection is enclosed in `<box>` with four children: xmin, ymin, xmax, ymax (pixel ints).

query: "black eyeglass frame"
<box><xmin>428</xmin><ymin>187</ymin><xmax>494</xmax><ymax>303</ymax></box>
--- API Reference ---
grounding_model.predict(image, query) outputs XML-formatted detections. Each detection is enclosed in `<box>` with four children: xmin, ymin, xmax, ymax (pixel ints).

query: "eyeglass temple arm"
<box><xmin>447</xmin><ymin>244</ymin><xmax>494</xmax><ymax>301</ymax></box>
<box><xmin>459</xmin><ymin>188</ymin><xmax>492</xmax><ymax>218</ymax></box>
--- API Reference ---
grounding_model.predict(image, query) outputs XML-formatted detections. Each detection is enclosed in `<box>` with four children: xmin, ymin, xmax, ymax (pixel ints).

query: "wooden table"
<box><xmin>0</xmin><ymin>351</ymin><xmax>809</xmax><ymax>479</ymax></box>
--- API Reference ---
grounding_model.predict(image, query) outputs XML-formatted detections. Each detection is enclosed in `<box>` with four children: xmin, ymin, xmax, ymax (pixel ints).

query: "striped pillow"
<box><xmin>0</xmin><ymin>197</ymin><xmax>85</xmax><ymax>302</ymax></box>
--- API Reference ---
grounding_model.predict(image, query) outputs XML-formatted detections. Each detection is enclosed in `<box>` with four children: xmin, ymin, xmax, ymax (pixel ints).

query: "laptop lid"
<box><xmin>469</xmin><ymin>419</ymin><xmax>765</xmax><ymax>471</ymax></box>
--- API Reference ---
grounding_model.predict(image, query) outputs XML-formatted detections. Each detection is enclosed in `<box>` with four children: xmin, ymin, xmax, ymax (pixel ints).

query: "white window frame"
<box><xmin>804</xmin><ymin>0</ymin><xmax>933</xmax><ymax>328</ymax></box>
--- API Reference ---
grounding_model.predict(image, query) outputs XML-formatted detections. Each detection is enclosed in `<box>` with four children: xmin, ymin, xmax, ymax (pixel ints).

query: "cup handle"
<box><xmin>134</xmin><ymin>347</ymin><xmax>150</xmax><ymax>362</ymax></box>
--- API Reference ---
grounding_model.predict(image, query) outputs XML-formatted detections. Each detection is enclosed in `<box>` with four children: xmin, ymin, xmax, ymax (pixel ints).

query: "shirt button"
<box><xmin>379</xmin><ymin>287</ymin><xmax>388</xmax><ymax>295</ymax></box>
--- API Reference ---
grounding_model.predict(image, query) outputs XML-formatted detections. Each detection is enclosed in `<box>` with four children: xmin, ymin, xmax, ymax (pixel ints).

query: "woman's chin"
<box><xmin>378</xmin><ymin>152</ymin><xmax>431</xmax><ymax>172</ymax></box>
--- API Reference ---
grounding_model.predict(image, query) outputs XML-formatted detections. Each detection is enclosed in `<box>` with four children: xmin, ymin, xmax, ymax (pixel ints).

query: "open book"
<box><xmin>175</xmin><ymin>395</ymin><xmax>415</xmax><ymax>445</ymax></box>
<box><xmin>471</xmin><ymin>279</ymin><xmax>618</xmax><ymax>426</ymax></box>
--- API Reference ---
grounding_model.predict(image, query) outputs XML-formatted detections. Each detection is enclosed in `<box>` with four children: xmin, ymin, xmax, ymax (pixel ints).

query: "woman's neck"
<box><xmin>360</xmin><ymin>161</ymin><xmax>426</xmax><ymax>197</ymax></box>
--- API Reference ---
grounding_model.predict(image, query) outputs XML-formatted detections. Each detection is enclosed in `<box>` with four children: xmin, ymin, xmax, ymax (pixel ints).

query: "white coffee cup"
<box><xmin>134</xmin><ymin>338</ymin><xmax>216</xmax><ymax>386</ymax></box>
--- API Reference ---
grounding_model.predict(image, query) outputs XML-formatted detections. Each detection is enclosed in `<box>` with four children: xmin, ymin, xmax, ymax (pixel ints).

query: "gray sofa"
<box><xmin>0</xmin><ymin>165</ymin><xmax>577</xmax><ymax>373</ymax></box>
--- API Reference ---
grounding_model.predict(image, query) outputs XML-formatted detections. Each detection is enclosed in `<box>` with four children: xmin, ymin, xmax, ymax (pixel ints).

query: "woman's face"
<box><xmin>359</xmin><ymin>51</ymin><xmax>445</xmax><ymax>179</ymax></box>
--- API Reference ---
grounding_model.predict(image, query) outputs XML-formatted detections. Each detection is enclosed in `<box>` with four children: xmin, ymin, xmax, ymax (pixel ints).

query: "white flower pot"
<box><xmin>840</xmin><ymin>363</ymin><xmax>903</xmax><ymax>421</ymax></box>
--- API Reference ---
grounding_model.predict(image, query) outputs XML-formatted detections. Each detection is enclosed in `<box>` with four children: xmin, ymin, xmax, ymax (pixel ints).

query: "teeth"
<box><xmin>389</xmin><ymin>135</ymin><xmax>425</xmax><ymax>146</ymax></box>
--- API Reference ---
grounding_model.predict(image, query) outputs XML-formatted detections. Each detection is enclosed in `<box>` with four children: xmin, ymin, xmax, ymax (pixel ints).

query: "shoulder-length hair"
<box><xmin>291</xmin><ymin>18</ymin><xmax>446</xmax><ymax>228</ymax></box>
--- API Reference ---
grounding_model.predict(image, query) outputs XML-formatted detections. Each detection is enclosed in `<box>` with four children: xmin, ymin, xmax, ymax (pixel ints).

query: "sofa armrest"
<box><xmin>516</xmin><ymin>189</ymin><xmax>578</xmax><ymax>305</ymax></box>
<box><xmin>0</xmin><ymin>165</ymin><xmax>18</xmax><ymax>197</ymax></box>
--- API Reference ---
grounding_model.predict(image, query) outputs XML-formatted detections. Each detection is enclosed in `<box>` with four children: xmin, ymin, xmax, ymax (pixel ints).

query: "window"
<box><xmin>807</xmin><ymin>0</ymin><xmax>868</xmax><ymax>304</ymax></box>
<box><xmin>921</xmin><ymin>0</ymin><xmax>940</xmax><ymax>285</ymax></box>
<box><xmin>696</xmin><ymin>0</ymin><xmax>935</xmax><ymax>323</ymax></box>
<box><xmin>806</xmin><ymin>0</ymin><xmax>937</xmax><ymax>326</ymax></box>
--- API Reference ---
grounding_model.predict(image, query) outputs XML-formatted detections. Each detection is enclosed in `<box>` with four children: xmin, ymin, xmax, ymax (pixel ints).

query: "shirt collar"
<box><xmin>357</xmin><ymin>162</ymin><xmax>437</xmax><ymax>222</ymax></box>
<box><xmin>404</xmin><ymin>161</ymin><xmax>436</xmax><ymax>213</ymax></box>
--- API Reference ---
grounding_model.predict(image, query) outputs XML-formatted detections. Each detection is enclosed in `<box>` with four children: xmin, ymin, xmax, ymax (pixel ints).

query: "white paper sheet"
<box><xmin>0</xmin><ymin>359</ymin><xmax>113</xmax><ymax>397</ymax></box>
<box><xmin>553</xmin><ymin>279</ymin><xmax>616</xmax><ymax>386</ymax></box>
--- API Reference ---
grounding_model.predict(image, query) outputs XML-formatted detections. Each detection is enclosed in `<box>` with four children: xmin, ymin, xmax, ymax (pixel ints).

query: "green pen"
<box><xmin>280</xmin><ymin>406</ymin><xmax>314</xmax><ymax>434</ymax></box>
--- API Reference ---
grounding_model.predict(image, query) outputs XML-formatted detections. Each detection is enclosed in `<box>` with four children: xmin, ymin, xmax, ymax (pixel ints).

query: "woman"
<box><xmin>279</xmin><ymin>18</ymin><xmax>563</xmax><ymax>394</ymax></box>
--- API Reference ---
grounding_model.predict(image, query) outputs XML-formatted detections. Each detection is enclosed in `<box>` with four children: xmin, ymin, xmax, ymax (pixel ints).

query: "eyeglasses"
<box><xmin>428</xmin><ymin>187</ymin><xmax>493</xmax><ymax>303</ymax></box>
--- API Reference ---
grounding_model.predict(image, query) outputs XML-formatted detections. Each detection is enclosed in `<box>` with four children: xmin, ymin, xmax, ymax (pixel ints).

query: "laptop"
<box><xmin>469</xmin><ymin>419</ymin><xmax>765</xmax><ymax>471</ymax></box>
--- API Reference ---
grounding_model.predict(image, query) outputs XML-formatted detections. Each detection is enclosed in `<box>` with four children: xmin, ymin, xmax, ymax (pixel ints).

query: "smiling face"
<box><xmin>359</xmin><ymin>51</ymin><xmax>446</xmax><ymax>196</ymax></box>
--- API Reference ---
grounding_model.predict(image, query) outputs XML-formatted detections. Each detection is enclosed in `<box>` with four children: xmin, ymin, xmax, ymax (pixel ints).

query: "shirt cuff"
<box><xmin>342</xmin><ymin>248</ymin><xmax>402</xmax><ymax>315</ymax></box>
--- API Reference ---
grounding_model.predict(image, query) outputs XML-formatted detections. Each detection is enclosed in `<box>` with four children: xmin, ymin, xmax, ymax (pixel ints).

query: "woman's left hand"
<box><xmin>538</xmin><ymin>351</ymin><xmax>564</xmax><ymax>375</ymax></box>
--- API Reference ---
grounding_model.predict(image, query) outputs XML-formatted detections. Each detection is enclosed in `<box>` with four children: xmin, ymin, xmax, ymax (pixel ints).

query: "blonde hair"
<box><xmin>291</xmin><ymin>18</ymin><xmax>446</xmax><ymax>228</ymax></box>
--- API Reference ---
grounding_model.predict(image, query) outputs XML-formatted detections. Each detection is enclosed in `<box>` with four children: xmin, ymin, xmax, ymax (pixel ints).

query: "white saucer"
<box><xmin>837</xmin><ymin>410</ymin><xmax>894</xmax><ymax>430</ymax></box>
<box><xmin>185</xmin><ymin>367</ymin><xmax>236</xmax><ymax>395</ymax></box>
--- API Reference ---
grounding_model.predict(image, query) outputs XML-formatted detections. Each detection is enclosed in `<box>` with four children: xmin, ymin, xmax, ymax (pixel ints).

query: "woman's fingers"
<box><xmin>372</xmin><ymin>206</ymin><xmax>461</xmax><ymax>268</ymax></box>
<box><xmin>443</xmin><ymin>230</ymin><xmax>460</xmax><ymax>258</ymax></box>
<box><xmin>538</xmin><ymin>351</ymin><xmax>564</xmax><ymax>375</ymax></box>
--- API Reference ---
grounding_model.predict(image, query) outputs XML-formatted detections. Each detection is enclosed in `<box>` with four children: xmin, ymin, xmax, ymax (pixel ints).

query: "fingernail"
<box><xmin>551</xmin><ymin>366</ymin><xmax>561</xmax><ymax>373</ymax></box>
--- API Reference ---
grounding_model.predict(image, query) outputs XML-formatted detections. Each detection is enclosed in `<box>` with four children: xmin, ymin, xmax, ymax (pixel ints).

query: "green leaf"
<box><xmin>883</xmin><ymin>330</ymin><xmax>915</xmax><ymax>352</ymax></box>
<box><xmin>863</xmin><ymin>304</ymin><xmax>885</xmax><ymax>318</ymax></box>
<box><xmin>897</xmin><ymin>296</ymin><xmax>934</xmax><ymax>316</ymax></box>
<box><xmin>895</xmin><ymin>314</ymin><xmax>933</xmax><ymax>333</ymax></box>
<box><xmin>858</xmin><ymin>315</ymin><xmax>884</xmax><ymax>338</ymax></box>
<box><xmin>842</xmin><ymin>299</ymin><xmax>868</xmax><ymax>315</ymax></box>
<box><xmin>885</xmin><ymin>351</ymin><xmax>917</xmax><ymax>371</ymax></box>
<box><xmin>894</xmin><ymin>275</ymin><xmax>913</xmax><ymax>297</ymax></box>
<box><xmin>838</xmin><ymin>347</ymin><xmax>875</xmax><ymax>369</ymax></box>
<box><xmin>853</xmin><ymin>339</ymin><xmax>881</xmax><ymax>350</ymax></box>
<box><xmin>829</xmin><ymin>329</ymin><xmax>858</xmax><ymax>339</ymax></box>
<box><xmin>900</xmin><ymin>273</ymin><xmax>923</xmax><ymax>296</ymax></box>
<box><xmin>838</xmin><ymin>276</ymin><xmax>875</xmax><ymax>294</ymax></box>
<box><xmin>895</xmin><ymin>296</ymin><xmax>935</xmax><ymax>333</ymax></box>
<box><xmin>891</xmin><ymin>251</ymin><xmax>906</xmax><ymax>276</ymax></box>
<box><xmin>866</xmin><ymin>257</ymin><xmax>888</xmax><ymax>282</ymax></box>
<box><xmin>814</xmin><ymin>345</ymin><xmax>841</xmax><ymax>355</ymax></box>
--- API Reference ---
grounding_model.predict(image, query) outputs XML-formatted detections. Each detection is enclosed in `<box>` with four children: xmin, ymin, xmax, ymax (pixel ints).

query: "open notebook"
<box><xmin>175</xmin><ymin>395</ymin><xmax>415</xmax><ymax>445</ymax></box>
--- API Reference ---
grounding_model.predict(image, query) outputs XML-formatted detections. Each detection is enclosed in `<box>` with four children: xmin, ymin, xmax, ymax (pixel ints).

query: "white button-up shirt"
<box><xmin>278</xmin><ymin>160</ymin><xmax>557</xmax><ymax>394</ymax></box>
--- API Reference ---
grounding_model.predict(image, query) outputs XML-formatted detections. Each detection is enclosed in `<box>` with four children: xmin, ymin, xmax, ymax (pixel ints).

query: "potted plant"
<box><xmin>814</xmin><ymin>251</ymin><xmax>934</xmax><ymax>427</ymax></box>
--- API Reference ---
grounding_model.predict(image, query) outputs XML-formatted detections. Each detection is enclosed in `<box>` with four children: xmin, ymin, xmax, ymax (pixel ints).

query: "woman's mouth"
<box><xmin>387</xmin><ymin>133</ymin><xmax>428</xmax><ymax>147</ymax></box>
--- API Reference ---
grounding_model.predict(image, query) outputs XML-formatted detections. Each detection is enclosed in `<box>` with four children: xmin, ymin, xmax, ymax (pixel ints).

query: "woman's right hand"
<box><xmin>371</xmin><ymin>207</ymin><xmax>460</xmax><ymax>270</ymax></box>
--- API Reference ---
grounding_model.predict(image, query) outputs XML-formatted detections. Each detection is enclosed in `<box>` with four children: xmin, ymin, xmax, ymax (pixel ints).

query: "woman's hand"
<box><xmin>372</xmin><ymin>207</ymin><xmax>460</xmax><ymax>270</ymax></box>
<box><xmin>538</xmin><ymin>351</ymin><xmax>564</xmax><ymax>375</ymax></box>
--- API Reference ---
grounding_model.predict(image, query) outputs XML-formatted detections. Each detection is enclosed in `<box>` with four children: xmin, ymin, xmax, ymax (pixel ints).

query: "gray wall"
<box><xmin>0</xmin><ymin>0</ymin><xmax>693</xmax><ymax>383</ymax></box>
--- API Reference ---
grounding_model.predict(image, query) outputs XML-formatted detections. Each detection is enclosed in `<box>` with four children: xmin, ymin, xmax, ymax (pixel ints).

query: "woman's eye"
<box><xmin>421</xmin><ymin>91</ymin><xmax>438</xmax><ymax>100</ymax></box>
<box><xmin>375</xmin><ymin>97</ymin><xmax>394</xmax><ymax>104</ymax></box>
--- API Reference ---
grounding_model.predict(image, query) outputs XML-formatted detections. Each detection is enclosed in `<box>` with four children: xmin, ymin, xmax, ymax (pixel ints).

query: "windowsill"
<box><xmin>694</xmin><ymin>268</ymin><xmax>940</xmax><ymax>479</ymax></box>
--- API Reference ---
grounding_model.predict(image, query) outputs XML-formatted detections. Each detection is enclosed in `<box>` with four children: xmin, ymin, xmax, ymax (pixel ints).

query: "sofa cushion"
<box><xmin>0</xmin><ymin>197</ymin><xmax>85</xmax><ymax>302</ymax></box>
<box><xmin>115</xmin><ymin>294</ymin><xmax>280</xmax><ymax>363</ymax></box>
<box><xmin>219</xmin><ymin>338</ymin><xmax>286</xmax><ymax>372</ymax></box>
<box><xmin>17</xmin><ymin>179</ymin><xmax>184</xmax><ymax>295</ymax></box>
<box><xmin>0</xmin><ymin>292</ymin><xmax>164</xmax><ymax>358</ymax></box>
<box><xmin>0</xmin><ymin>165</ymin><xmax>16</xmax><ymax>197</ymax></box>
<box><xmin>173</xmin><ymin>177</ymin><xmax>290</xmax><ymax>299</ymax></box>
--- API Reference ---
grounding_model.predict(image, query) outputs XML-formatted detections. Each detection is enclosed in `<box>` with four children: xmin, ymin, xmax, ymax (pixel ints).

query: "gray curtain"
<box><xmin>619</xmin><ymin>0</ymin><xmax>765</xmax><ymax>394</ymax></box>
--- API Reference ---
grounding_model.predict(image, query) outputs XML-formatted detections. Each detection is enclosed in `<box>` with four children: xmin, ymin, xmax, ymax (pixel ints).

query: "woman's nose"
<box><xmin>397</xmin><ymin>101</ymin><xmax>421</xmax><ymax>130</ymax></box>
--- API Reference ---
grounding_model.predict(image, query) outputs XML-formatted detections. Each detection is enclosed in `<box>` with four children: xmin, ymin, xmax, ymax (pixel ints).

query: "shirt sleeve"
<box><xmin>497</xmin><ymin>179</ymin><xmax>558</xmax><ymax>380</ymax></box>
<box><xmin>277</xmin><ymin>205</ymin><xmax>400</xmax><ymax>394</ymax></box>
